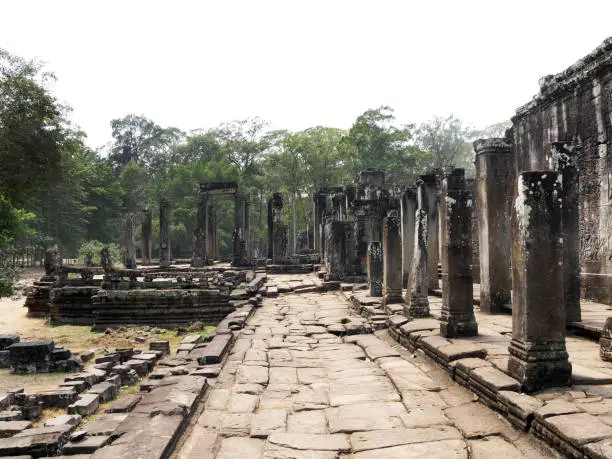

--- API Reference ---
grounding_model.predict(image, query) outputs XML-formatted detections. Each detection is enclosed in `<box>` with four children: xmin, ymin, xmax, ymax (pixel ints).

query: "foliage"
<box><xmin>77</xmin><ymin>240</ymin><xmax>122</xmax><ymax>266</ymax></box>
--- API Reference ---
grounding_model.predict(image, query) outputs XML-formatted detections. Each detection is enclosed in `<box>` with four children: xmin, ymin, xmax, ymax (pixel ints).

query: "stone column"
<box><xmin>233</xmin><ymin>193</ymin><xmax>245</xmax><ymax>266</ymax></box>
<box><xmin>272</xmin><ymin>193</ymin><xmax>287</xmax><ymax>264</ymax></box>
<box><xmin>159</xmin><ymin>199</ymin><xmax>171</xmax><ymax>268</ymax></box>
<box><xmin>244</xmin><ymin>197</ymin><xmax>251</xmax><ymax>263</ymax></box>
<box><xmin>401</xmin><ymin>188</ymin><xmax>417</xmax><ymax>287</ymax></box>
<box><xmin>367</xmin><ymin>241</ymin><xmax>383</xmax><ymax>297</ymax></box>
<box><xmin>267</xmin><ymin>198</ymin><xmax>274</xmax><ymax>259</ymax></box>
<box><xmin>354</xmin><ymin>210</ymin><xmax>368</xmax><ymax>276</ymax></box>
<box><xmin>474</xmin><ymin>138</ymin><xmax>513</xmax><ymax>313</ymax></box>
<box><xmin>440</xmin><ymin>169</ymin><xmax>477</xmax><ymax>338</ymax></box>
<box><xmin>382</xmin><ymin>210</ymin><xmax>403</xmax><ymax>305</ymax></box>
<box><xmin>327</xmin><ymin>221</ymin><xmax>346</xmax><ymax>280</ymax></box>
<box><xmin>43</xmin><ymin>246</ymin><xmax>61</xmax><ymax>282</ymax></box>
<box><xmin>508</xmin><ymin>171</ymin><xmax>571</xmax><ymax>392</ymax></box>
<box><xmin>314</xmin><ymin>191</ymin><xmax>327</xmax><ymax>256</ymax></box>
<box><xmin>404</xmin><ymin>209</ymin><xmax>429</xmax><ymax>318</ymax></box>
<box><xmin>206</xmin><ymin>203</ymin><xmax>215</xmax><ymax>262</ymax></box>
<box><xmin>553</xmin><ymin>142</ymin><xmax>581</xmax><ymax>326</ymax></box>
<box><xmin>141</xmin><ymin>208</ymin><xmax>152</xmax><ymax>265</ymax></box>
<box><xmin>192</xmin><ymin>191</ymin><xmax>208</xmax><ymax>267</ymax></box>
<box><xmin>124</xmin><ymin>213</ymin><xmax>137</xmax><ymax>269</ymax></box>
<box><xmin>420</xmin><ymin>174</ymin><xmax>439</xmax><ymax>290</ymax></box>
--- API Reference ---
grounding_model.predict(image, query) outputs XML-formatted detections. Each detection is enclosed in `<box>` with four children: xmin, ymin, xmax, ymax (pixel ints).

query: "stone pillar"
<box><xmin>267</xmin><ymin>198</ymin><xmax>274</xmax><ymax>259</ymax></box>
<box><xmin>404</xmin><ymin>209</ymin><xmax>429</xmax><ymax>318</ymax></box>
<box><xmin>440</xmin><ymin>169</ymin><xmax>477</xmax><ymax>338</ymax></box>
<box><xmin>141</xmin><ymin>208</ymin><xmax>152</xmax><ymax>265</ymax></box>
<box><xmin>552</xmin><ymin>142</ymin><xmax>581</xmax><ymax>326</ymax></box>
<box><xmin>474</xmin><ymin>138</ymin><xmax>513</xmax><ymax>313</ymax></box>
<box><xmin>420</xmin><ymin>174</ymin><xmax>439</xmax><ymax>290</ymax></box>
<box><xmin>124</xmin><ymin>212</ymin><xmax>137</xmax><ymax>269</ymax></box>
<box><xmin>193</xmin><ymin>191</ymin><xmax>208</xmax><ymax>267</ymax></box>
<box><xmin>354</xmin><ymin>211</ymin><xmax>368</xmax><ymax>276</ymax></box>
<box><xmin>327</xmin><ymin>221</ymin><xmax>345</xmax><ymax>280</ymax></box>
<box><xmin>233</xmin><ymin>193</ymin><xmax>245</xmax><ymax>266</ymax></box>
<box><xmin>159</xmin><ymin>199</ymin><xmax>171</xmax><ymax>268</ymax></box>
<box><xmin>206</xmin><ymin>203</ymin><xmax>215</xmax><ymax>262</ymax></box>
<box><xmin>401</xmin><ymin>188</ymin><xmax>417</xmax><ymax>287</ymax></box>
<box><xmin>272</xmin><ymin>193</ymin><xmax>287</xmax><ymax>264</ymax></box>
<box><xmin>314</xmin><ymin>191</ymin><xmax>327</xmax><ymax>256</ymax></box>
<box><xmin>508</xmin><ymin>171</ymin><xmax>571</xmax><ymax>392</ymax></box>
<box><xmin>382</xmin><ymin>210</ymin><xmax>403</xmax><ymax>305</ymax></box>
<box><xmin>367</xmin><ymin>241</ymin><xmax>383</xmax><ymax>297</ymax></box>
<box><xmin>244</xmin><ymin>197</ymin><xmax>251</xmax><ymax>263</ymax></box>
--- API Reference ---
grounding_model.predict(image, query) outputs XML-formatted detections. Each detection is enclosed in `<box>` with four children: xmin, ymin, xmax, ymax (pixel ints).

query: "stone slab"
<box><xmin>349</xmin><ymin>426</ymin><xmax>462</xmax><ymax>452</ymax></box>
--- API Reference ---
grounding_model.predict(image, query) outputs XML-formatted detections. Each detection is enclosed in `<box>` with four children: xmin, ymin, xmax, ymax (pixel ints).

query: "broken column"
<box><xmin>193</xmin><ymin>190</ymin><xmax>208</xmax><ymax>267</ymax></box>
<box><xmin>367</xmin><ymin>241</ymin><xmax>383</xmax><ymax>297</ymax></box>
<box><xmin>600</xmin><ymin>317</ymin><xmax>612</xmax><ymax>361</ymax></box>
<box><xmin>507</xmin><ymin>171</ymin><xmax>571</xmax><ymax>392</ymax></box>
<box><xmin>419</xmin><ymin>174</ymin><xmax>439</xmax><ymax>290</ymax></box>
<box><xmin>159</xmin><ymin>199</ymin><xmax>171</xmax><ymax>268</ymax></box>
<box><xmin>474</xmin><ymin>138</ymin><xmax>513</xmax><ymax>313</ymax></box>
<box><xmin>401</xmin><ymin>187</ymin><xmax>417</xmax><ymax>287</ymax></box>
<box><xmin>141</xmin><ymin>208</ymin><xmax>152</xmax><ymax>265</ymax></box>
<box><xmin>124</xmin><ymin>213</ymin><xmax>136</xmax><ymax>269</ymax></box>
<box><xmin>440</xmin><ymin>169</ymin><xmax>477</xmax><ymax>338</ymax></box>
<box><xmin>382</xmin><ymin>210</ymin><xmax>403</xmax><ymax>305</ymax></box>
<box><xmin>552</xmin><ymin>141</ymin><xmax>581</xmax><ymax>326</ymax></box>
<box><xmin>404</xmin><ymin>209</ymin><xmax>429</xmax><ymax>318</ymax></box>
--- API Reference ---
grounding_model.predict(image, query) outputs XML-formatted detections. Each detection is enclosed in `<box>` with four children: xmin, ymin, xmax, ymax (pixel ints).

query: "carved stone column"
<box><xmin>404</xmin><ymin>209</ymin><xmax>429</xmax><ymax>318</ymax></box>
<box><xmin>553</xmin><ymin>142</ymin><xmax>581</xmax><ymax>326</ymax></box>
<box><xmin>233</xmin><ymin>193</ymin><xmax>246</xmax><ymax>266</ymax></box>
<box><xmin>474</xmin><ymin>138</ymin><xmax>513</xmax><ymax>313</ymax></box>
<box><xmin>206</xmin><ymin>203</ymin><xmax>215</xmax><ymax>262</ymax></box>
<box><xmin>141</xmin><ymin>208</ymin><xmax>152</xmax><ymax>265</ymax></box>
<box><xmin>159</xmin><ymin>199</ymin><xmax>171</xmax><ymax>268</ymax></box>
<box><xmin>272</xmin><ymin>193</ymin><xmax>287</xmax><ymax>264</ymax></box>
<box><xmin>507</xmin><ymin>171</ymin><xmax>571</xmax><ymax>392</ymax></box>
<box><xmin>420</xmin><ymin>174</ymin><xmax>439</xmax><ymax>290</ymax></box>
<box><xmin>401</xmin><ymin>188</ymin><xmax>417</xmax><ymax>288</ymax></box>
<box><xmin>382</xmin><ymin>210</ymin><xmax>403</xmax><ymax>305</ymax></box>
<box><xmin>440</xmin><ymin>169</ymin><xmax>477</xmax><ymax>338</ymax></box>
<box><xmin>327</xmin><ymin>221</ymin><xmax>346</xmax><ymax>280</ymax></box>
<box><xmin>367</xmin><ymin>241</ymin><xmax>383</xmax><ymax>297</ymax></box>
<box><xmin>192</xmin><ymin>191</ymin><xmax>208</xmax><ymax>267</ymax></box>
<box><xmin>124</xmin><ymin>212</ymin><xmax>137</xmax><ymax>269</ymax></box>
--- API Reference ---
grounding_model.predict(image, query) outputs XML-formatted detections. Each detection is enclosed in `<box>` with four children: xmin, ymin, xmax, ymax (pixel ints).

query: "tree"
<box><xmin>416</xmin><ymin>114</ymin><xmax>474</xmax><ymax>175</ymax></box>
<box><xmin>342</xmin><ymin>107</ymin><xmax>431</xmax><ymax>184</ymax></box>
<box><xmin>0</xmin><ymin>49</ymin><xmax>65</xmax><ymax>204</ymax></box>
<box><xmin>473</xmin><ymin>120</ymin><xmax>512</xmax><ymax>139</ymax></box>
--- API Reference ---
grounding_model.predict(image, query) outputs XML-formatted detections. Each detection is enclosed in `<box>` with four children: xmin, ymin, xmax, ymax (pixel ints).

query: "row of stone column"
<box><xmin>123</xmin><ymin>202</ymin><xmax>171</xmax><ymax>269</ymax></box>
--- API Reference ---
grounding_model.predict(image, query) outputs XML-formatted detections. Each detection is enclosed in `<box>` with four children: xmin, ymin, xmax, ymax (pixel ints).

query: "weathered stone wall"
<box><xmin>512</xmin><ymin>37</ymin><xmax>612</xmax><ymax>303</ymax></box>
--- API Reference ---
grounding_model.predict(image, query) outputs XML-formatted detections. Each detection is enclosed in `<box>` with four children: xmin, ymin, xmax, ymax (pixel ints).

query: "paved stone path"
<box><xmin>177</xmin><ymin>289</ymin><xmax>558</xmax><ymax>458</ymax></box>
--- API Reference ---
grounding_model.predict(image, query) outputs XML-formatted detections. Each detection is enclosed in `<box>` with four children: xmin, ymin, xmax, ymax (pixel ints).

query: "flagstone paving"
<box><xmin>176</xmin><ymin>287</ymin><xmax>559</xmax><ymax>458</ymax></box>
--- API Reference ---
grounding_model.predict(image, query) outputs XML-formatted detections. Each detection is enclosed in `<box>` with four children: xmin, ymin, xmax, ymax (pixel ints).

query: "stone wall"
<box><xmin>512</xmin><ymin>37</ymin><xmax>612</xmax><ymax>303</ymax></box>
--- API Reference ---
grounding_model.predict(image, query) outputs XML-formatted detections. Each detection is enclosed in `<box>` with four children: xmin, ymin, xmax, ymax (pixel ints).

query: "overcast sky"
<box><xmin>1</xmin><ymin>0</ymin><xmax>611</xmax><ymax>149</ymax></box>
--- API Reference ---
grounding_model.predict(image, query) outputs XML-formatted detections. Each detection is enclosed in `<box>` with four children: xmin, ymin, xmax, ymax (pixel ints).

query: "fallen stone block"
<box><xmin>67</xmin><ymin>394</ymin><xmax>100</xmax><ymax>417</ymax></box>
<box><xmin>88</xmin><ymin>382</ymin><xmax>117</xmax><ymax>403</ymax></box>
<box><xmin>8</xmin><ymin>341</ymin><xmax>55</xmax><ymax>373</ymax></box>
<box><xmin>0</xmin><ymin>334</ymin><xmax>20</xmax><ymax>350</ymax></box>
<box><xmin>0</xmin><ymin>420</ymin><xmax>32</xmax><ymax>438</ymax></box>
<box><xmin>59</xmin><ymin>380</ymin><xmax>88</xmax><ymax>393</ymax></box>
<box><xmin>35</xmin><ymin>389</ymin><xmax>78</xmax><ymax>408</ymax></box>
<box><xmin>497</xmin><ymin>391</ymin><xmax>543</xmax><ymax>431</ymax></box>
<box><xmin>104</xmin><ymin>394</ymin><xmax>142</xmax><ymax>413</ymax></box>
<box><xmin>0</xmin><ymin>410</ymin><xmax>23</xmax><ymax>421</ymax></box>
<box><xmin>0</xmin><ymin>424</ymin><xmax>72</xmax><ymax>457</ymax></box>
<box><xmin>62</xmin><ymin>434</ymin><xmax>110</xmax><ymax>454</ymax></box>
<box><xmin>125</xmin><ymin>359</ymin><xmax>149</xmax><ymax>377</ymax></box>
<box><xmin>44</xmin><ymin>414</ymin><xmax>81</xmax><ymax>428</ymax></box>
<box><xmin>194</xmin><ymin>335</ymin><xmax>232</xmax><ymax>365</ymax></box>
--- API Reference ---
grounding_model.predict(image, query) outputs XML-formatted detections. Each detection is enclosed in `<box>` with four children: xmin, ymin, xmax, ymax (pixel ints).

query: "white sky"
<box><xmin>1</xmin><ymin>0</ymin><xmax>611</xmax><ymax>149</ymax></box>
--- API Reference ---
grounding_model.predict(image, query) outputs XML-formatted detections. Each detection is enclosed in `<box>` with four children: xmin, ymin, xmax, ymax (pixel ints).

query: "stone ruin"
<box><xmin>0</xmin><ymin>335</ymin><xmax>82</xmax><ymax>373</ymax></box>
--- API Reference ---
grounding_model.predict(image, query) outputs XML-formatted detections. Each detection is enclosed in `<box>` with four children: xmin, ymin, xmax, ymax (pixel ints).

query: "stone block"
<box><xmin>104</xmin><ymin>394</ymin><xmax>142</xmax><ymax>413</ymax></box>
<box><xmin>0</xmin><ymin>420</ymin><xmax>32</xmax><ymax>438</ymax></box>
<box><xmin>44</xmin><ymin>414</ymin><xmax>81</xmax><ymax>428</ymax></box>
<box><xmin>88</xmin><ymin>382</ymin><xmax>117</xmax><ymax>403</ymax></box>
<box><xmin>35</xmin><ymin>389</ymin><xmax>79</xmax><ymax>408</ymax></box>
<box><xmin>0</xmin><ymin>410</ymin><xmax>23</xmax><ymax>421</ymax></box>
<box><xmin>125</xmin><ymin>359</ymin><xmax>149</xmax><ymax>377</ymax></box>
<box><xmin>0</xmin><ymin>334</ymin><xmax>20</xmax><ymax>350</ymax></box>
<box><xmin>436</xmin><ymin>342</ymin><xmax>487</xmax><ymax>363</ymax></box>
<box><xmin>0</xmin><ymin>350</ymin><xmax>9</xmax><ymax>368</ymax></box>
<box><xmin>0</xmin><ymin>425</ymin><xmax>72</xmax><ymax>457</ymax></box>
<box><xmin>62</xmin><ymin>435</ymin><xmax>110</xmax><ymax>454</ymax></box>
<box><xmin>8</xmin><ymin>341</ymin><xmax>55</xmax><ymax>373</ymax></box>
<box><xmin>67</xmin><ymin>394</ymin><xmax>100</xmax><ymax>417</ymax></box>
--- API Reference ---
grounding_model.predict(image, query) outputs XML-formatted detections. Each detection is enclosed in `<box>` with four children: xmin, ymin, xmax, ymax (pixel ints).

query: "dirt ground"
<box><xmin>0</xmin><ymin>268</ymin><xmax>213</xmax><ymax>392</ymax></box>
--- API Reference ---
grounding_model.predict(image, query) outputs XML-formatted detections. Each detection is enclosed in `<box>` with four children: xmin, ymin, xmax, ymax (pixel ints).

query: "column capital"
<box><xmin>473</xmin><ymin>138</ymin><xmax>512</xmax><ymax>155</ymax></box>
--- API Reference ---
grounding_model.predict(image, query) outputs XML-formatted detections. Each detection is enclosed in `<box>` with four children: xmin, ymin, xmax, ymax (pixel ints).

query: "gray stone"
<box><xmin>352</xmin><ymin>439</ymin><xmax>467</xmax><ymax>458</ymax></box>
<box><xmin>250</xmin><ymin>409</ymin><xmax>288</xmax><ymax>437</ymax></box>
<box><xmin>350</xmin><ymin>426</ymin><xmax>462</xmax><ymax>452</ymax></box>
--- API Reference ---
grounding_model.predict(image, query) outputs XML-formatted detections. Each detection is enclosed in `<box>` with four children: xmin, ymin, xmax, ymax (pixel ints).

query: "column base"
<box><xmin>479</xmin><ymin>291</ymin><xmax>511</xmax><ymax>314</ymax></box>
<box><xmin>440</xmin><ymin>317</ymin><xmax>478</xmax><ymax>338</ymax></box>
<box><xmin>507</xmin><ymin>338</ymin><xmax>572</xmax><ymax>393</ymax></box>
<box><xmin>404</xmin><ymin>294</ymin><xmax>429</xmax><ymax>318</ymax></box>
<box><xmin>369</xmin><ymin>281</ymin><xmax>383</xmax><ymax>297</ymax></box>
<box><xmin>382</xmin><ymin>292</ymin><xmax>404</xmax><ymax>306</ymax></box>
<box><xmin>600</xmin><ymin>337</ymin><xmax>612</xmax><ymax>362</ymax></box>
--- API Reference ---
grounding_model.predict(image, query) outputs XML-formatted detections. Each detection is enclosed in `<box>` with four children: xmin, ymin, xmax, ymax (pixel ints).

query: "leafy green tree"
<box><xmin>0</xmin><ymin>49</ymin><xmax>65</xmax><ymax>204</ymax></box>
<box><xmin>416</xmin><ymin>114</ymin><xmax>474</xmax><ymax>175</ymax></box>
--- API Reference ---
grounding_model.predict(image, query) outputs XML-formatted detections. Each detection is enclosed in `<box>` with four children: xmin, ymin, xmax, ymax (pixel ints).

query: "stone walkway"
<box><xmin>176</xmin><ymin>287</ymin><xmax>557</xmax><ymax>458</ymax></box>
